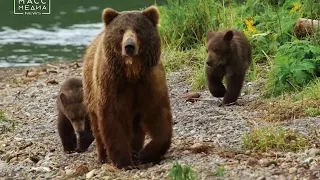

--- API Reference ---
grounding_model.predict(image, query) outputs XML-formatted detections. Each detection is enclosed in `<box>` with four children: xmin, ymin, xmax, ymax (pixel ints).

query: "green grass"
<box><xmin>213</xmin><ymin>165</ymin><xmax>226</xmax><ymax>177</ymax></box>
<box><xmin>168</xmin><ymin>161</ymin><xmax>197</xmax><ymax>180</ymax></box>
<box><xmin>0</xmin><ymin>110</ymin><xmax>9</xmax><ymax>122</ymax></box>
<box><xmin>242</xmin><ymin>126</ymin><xmax>310</xmax><ymax>152</ymax></box>
<box><xmin>158</xmin><ymin>0</ymin><xmax>238</xmax><ymax>50</ymax></box>
<box><xmin>189</xmin><ymin>66</ymin><xmax>207</xmax><ymax>91</ymax></box>
<box><xmin>162</xmin><ymin>45</ymin><xmax>206</xmax><ymax>73</ymax></box>
<box><xmin>294</xmin><ymin>79</ymin><xmax>320</xmax><ymax>101</ymax></box>
<box><xmin>0</xmin><ymin>110</ymin><xmax>15</xmax><ymax>134</ymax></box>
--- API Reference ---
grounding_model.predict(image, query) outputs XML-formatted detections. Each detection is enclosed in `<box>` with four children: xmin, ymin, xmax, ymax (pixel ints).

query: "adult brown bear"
<box><xmin>82</xmin><ymin>6</ymin><xmax>173</xmax><ymax>170</ymax></box>
<box><xmin>205</xmin><ymin>29</ymin><xmax>252</xmax><ymax>105</ymax></box>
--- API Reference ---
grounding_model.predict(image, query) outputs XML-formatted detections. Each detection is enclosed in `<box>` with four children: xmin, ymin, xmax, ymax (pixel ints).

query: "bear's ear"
<box><xmin>207</xmin><ymin>31</ymin><xmax>215</xmax><ymax>41</ymax></box>
<box><xmin>142</xmin><ymin>6</ymin><xmax>159</xmax><ymax>27</ymax></box>
<box><xmin>223</xmin><ymin>30</ymin><xmax>234</xmax><ymax>41</ymax></box>
<box><xmin>59</xmin><ymin>93</ymin><xmax>68</xmax><ymax>107</ymax></box>
<box><xmin>102</xmin><ymin>8</ymin><xmax>119</xmax><ymax>26</ymax></box>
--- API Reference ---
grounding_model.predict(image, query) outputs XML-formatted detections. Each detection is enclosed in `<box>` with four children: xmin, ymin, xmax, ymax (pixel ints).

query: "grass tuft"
<box><xmin>189</xmin><ymin>66</ymin><xmax>207</xmax><ymax>91</ymax></box>
<box><xmin>168</xmin><ymin>161</ymin><xmax>197</xmax><ymax>180</ymax></box>
<box><xmin>0</xmin><ymin>110</ymin><xmax>9</xmax><ymax>122</ymax></box>
<box><xmin>249</xmin><ymin>79</ymin><xmax>320</xmax><ymax>122</ymax></box>
<box><xmin>213</xmin><ymin>165</ymin><xmax>226</xmax><ymax>177</ymax></box>
<box><xmin>242</xmin><ymin>126</ymin><xmax>310</xmax><ymax>152</ymax></box>
<box><xmin>0</xmin><ymin>110</ymin><xmax>15</xmax><ymax>134</ymax></box>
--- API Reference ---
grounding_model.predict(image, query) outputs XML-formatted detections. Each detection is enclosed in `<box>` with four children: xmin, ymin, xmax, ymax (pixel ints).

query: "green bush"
<box><xmin>265</xmin><ymin>40</ymin><xmax>320</xmax><ymax>97</ymax></box>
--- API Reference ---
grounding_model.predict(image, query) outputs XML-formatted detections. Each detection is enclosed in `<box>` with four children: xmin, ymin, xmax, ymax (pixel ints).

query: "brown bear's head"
<box><xmin>101</xmin><ymin>6</ymin><xmax>161</xmax><ymax>68</ymax></box>
<box><xmin>206</xmin><ymin>30</ymin><xmax>234</xmax><ymax>68</ymax></box>
<box><xmin>59</xmin><ymin>92</ymin><xmax>86</xmax><ymax>134</ymax></box>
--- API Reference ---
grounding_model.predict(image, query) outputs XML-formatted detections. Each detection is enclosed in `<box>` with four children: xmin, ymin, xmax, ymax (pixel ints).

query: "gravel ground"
<box><xmin>0</xmin><ymin>61</ymin><xmax>319</xmax><ymax>180</ymax></box>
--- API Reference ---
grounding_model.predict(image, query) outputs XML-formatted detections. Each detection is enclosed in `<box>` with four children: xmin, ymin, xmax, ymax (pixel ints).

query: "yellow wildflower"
<box><xmin>244</xmin><ymin>16</ymin><xmax>257</xmax><ymax>36</ymax></box>
<box><xmin>290</xmin><ymin>2</ymin><xmax>302</xmax><ymax>13</ymax></box>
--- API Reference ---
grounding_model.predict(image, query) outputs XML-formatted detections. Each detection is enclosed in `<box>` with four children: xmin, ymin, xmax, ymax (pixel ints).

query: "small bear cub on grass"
<box><xmin>56</xmin><ymin>77</ymin><xmax>94</xmax><ymax>153</ymax></box>
<box><xmin>205</xmin><ymin>29</ymin><xmax>252</xmax><ymax>105</ymax></box>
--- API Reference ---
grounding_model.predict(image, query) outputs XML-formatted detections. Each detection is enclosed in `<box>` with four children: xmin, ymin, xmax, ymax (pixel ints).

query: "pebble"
<box><xmin>257</xmin><ymin>177</ymin><xmax>266</xmax><ymax>180</ymax></box>
<box><xmin>280</xmin><ymin>162</ymin><xmax>291</xmax><ymax>169</ymax></box>
<box><xmin>310</xmin><ymin>164</ymin><xmax>320</xmax><ymax>171</ymax></box>
<box><xmin>259</xmin><ymin>158</ymin><xmax>271</xmax><ymax>167</ymax></box>
<box><xmin>26</xmin><ymin>72</ymin><xmax>38</xmax><ymax>78</ymax></box>
<box><xmin>288</xmin><ymin>167</ymin><xmax>297</xmax><ymax>174</ymax></box>
<box><xmin>103</xmin><ymin>176</ymin><xmax>111</xmax><ymax>180</ymax></box>
<box><xmin>308</xmin><ymin>148</ymin><xmax>320</xmax><ymax>157</ymax></box>
<box><xmin>86</xmin><ymin>169</ymin><xmax>96</xmax><ymax>179</ymax></box>
<box><xmin>302</xmin><ymin>157</ymin><xmax>313</xmax><ymax>164</ymax></box>
<box><xmin>65</xmin><ymin>169</ymin><xmax>76</xmax><ymax>176</ymax></box>
<box><xmin>31</xmin><ymin>166</ymin><xmax>51</xmax><ymax>172</ymax></box>
<box><xmin>246</xmin><ymin>157</ymin><xmax>258</xmax><ymax>166</ymax></box>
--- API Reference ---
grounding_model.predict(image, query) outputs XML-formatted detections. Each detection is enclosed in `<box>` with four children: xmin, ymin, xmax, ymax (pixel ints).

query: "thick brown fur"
<box><xmin>56</xmin><ymin>78</ymin><xmax>94</xmax><ymax>153</ymax></box>
<box><xmin>82</xmin><ymin>6</ymin><xmax>172</xmax><ymax>170</ymax></box>
<box><xmin>205</xmin><ymin>29</ymin><xmax>252</xmax><ymax>105</ymax></box>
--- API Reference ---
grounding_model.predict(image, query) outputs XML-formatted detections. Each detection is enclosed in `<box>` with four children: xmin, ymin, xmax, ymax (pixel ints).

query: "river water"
<box><xmin>0</xmin><ymin>0</ymin><xmax>165</xmax><ymax>67</ymax></box>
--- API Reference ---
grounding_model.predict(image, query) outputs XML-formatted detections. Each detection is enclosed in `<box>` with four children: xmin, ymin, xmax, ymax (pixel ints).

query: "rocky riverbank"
<box><xmin>0</xmin><ymin>60</ymin><xmax>319</xmax><ymax>179</ymax></box>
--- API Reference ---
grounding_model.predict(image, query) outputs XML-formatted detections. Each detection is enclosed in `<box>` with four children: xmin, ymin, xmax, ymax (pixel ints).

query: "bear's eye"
<box><xmin>135</xmin><ymin>29</ymin><xmax>141</xmax><ymax>34</ymax></box>
<box><xmin>119</xmin><ymin>29</ymin><xmax>125</xmax><ymax>34</ymax></box>
<box><xmin>213</xmin><ymin>48</ymin><xmax>219</xmax><ymax>53</ymax></box>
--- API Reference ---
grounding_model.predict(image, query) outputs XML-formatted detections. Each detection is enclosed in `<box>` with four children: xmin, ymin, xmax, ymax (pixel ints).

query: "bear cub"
<box><xmin>56</xmin><ymin>77</ymin><xmax>94</xmax><ymax>153</ymax></box>
<box><xmin>205</xmin><ymin>29</ymin><xmax>252</xmax><ymax>105</ymax></box>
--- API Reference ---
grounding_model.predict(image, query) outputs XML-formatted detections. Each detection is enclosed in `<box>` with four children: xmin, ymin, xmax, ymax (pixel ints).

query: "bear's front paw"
<box><xmin>63</xmin><ymin>149</ymin><xmax>76</xmax><ymax>154</ymax></box>
<box><xmin>132</xmin><ymin>150</ymin><xmax>141</xmax><ymax>165</ymax></box>
<box><xmin>75</xmin><ymin>147</ymin><xmax>86</xmax><ymax>153</ymax></box>
<box><xmin>98</xmin><ymin>156</ymin><xmax>107</xmax><ymax>164</ymax></box>
<box><xmin>112</xmin><ymin>156</ymin><xmax>134</xmax><ymax>170</ymax></box>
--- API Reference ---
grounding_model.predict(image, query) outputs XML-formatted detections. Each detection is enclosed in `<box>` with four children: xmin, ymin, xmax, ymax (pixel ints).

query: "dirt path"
<box><xmin>0</xmin><ymin>61</ymin><xmax>319</xmax><ymax>180</ymax></box>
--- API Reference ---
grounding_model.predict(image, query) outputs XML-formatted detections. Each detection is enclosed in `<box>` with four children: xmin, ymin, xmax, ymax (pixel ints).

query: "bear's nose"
<box><xmin>77</xmin><ymin>130</ymin><xmax>85</xmax><ymax>137</ymax></box>
<box><xmin>125</xmin><ymin>44</ymin><xmax>135</xmax><ymax>57</ymax></box>
<box><xmin>206</xmin><ymin>59</ymin><xmax>213</xmax><ymax>67</ymax></box>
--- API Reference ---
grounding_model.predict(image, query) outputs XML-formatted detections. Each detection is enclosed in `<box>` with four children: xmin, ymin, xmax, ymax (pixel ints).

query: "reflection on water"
<box><xmin>0</xmin><ymin>0</ymin><xmax>165</xmax><ymax>67</ymax></box>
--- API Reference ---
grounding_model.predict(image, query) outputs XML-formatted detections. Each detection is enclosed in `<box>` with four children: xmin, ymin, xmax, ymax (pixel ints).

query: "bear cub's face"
<box><xmin>206</xmin><ymin>30</ymin><xmax>234</xmax><ymax>68</ymax></box>
<box><xmin>101</xmin><ymin>6</ymin><xmax>160</xmax><ymax>66</ymax></box>
<box><xmin>60</xmin><ymin>93</ymin><xmax>86</xmax><ymax>134</ymax></box>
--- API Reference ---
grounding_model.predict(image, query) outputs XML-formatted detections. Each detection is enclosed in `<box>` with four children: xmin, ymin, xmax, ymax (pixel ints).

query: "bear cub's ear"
<box><xmin>59</xmin><ymin>93</ymin><xmax>69</xmax><ymax>107</ymax></box>
<box><xmin>102</xmin><ymin>8</ymin><xmax>119</xmax><ymax>26</ymax></box>
<box><xmin>142</xmin><ymin>6</ymin><xmax>160</xmax><ymax>27</ymax></box>
<box><xmin>207</xmin><ymin>31</ymin><xmax>215</xmax><ymax>41</ymax></box>
<box><xmin>223</xmin><ymin>30</ymin><xmax>234</xmax><ymax>41</ymax></box>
